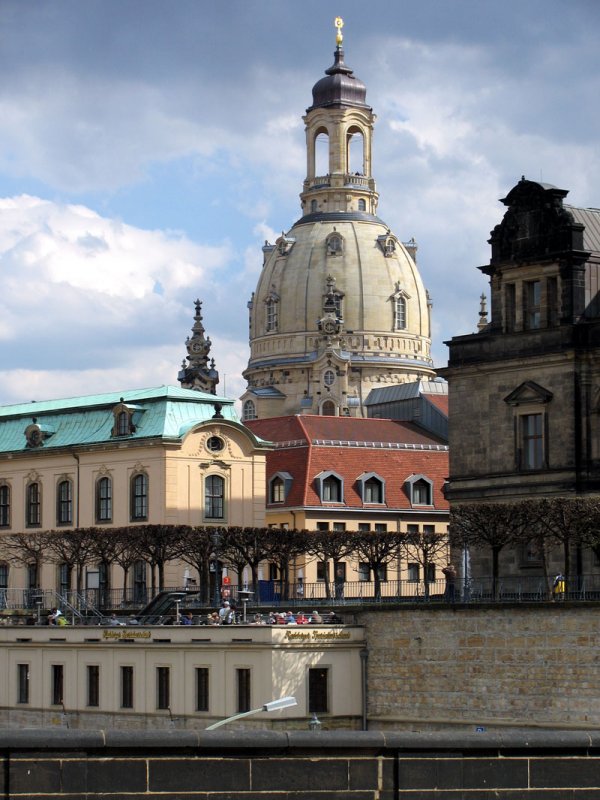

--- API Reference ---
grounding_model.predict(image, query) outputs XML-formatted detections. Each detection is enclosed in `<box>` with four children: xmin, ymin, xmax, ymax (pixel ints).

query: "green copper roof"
<box><xmin>0</xmin><ymin>385</ymin><xmax>238</xmax><ymax>454</ymax></box>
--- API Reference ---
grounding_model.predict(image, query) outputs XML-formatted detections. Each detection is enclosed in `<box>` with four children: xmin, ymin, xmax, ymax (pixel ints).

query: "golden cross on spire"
<box><xmin>334</xmin><ymin>16</ymin><xmax>344</xmax><ymax>46</ymax></box>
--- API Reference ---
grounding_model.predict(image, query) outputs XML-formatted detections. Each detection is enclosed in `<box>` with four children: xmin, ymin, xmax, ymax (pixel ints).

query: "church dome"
<box><xmin>309</xmin><ymin>48</ymin><xmax>368</xmax><ymax>111</ymax></box>
<box><xmin>241</xmin><ymin>22</ymin><xmax>434</xmax><ymax>420</ymax></box>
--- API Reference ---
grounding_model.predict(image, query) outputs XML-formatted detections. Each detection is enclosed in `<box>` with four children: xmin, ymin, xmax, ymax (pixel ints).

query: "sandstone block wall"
<box><xmin>359</xmin><ymin>605</ymin><xmax>600</xmax><ymax>730</ymax></box>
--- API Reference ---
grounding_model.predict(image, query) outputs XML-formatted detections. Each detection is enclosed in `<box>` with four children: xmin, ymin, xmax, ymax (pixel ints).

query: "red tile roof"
<box><xmin>246</xmin><ymin>416</ymin><xmax>448</xmax><ymax>511</ymax></box>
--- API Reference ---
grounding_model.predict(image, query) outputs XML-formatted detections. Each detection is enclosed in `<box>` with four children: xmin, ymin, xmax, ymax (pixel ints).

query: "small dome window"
<box><xmin>326</xmin><ymin>232</ymin><xmax>343</xmax><ymax>256</ymax></box>
<box><xmin>358</xmin><ymin>199</ymin><xmax>366</xmax><ymax>211</ymax></box>
<box><xmin>311</xmin><ymin>199</ymin><xmax>318</xmax><ymax>213</ymax></box>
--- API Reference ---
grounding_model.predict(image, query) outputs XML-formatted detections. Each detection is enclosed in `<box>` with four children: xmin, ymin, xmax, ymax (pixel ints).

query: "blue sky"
<box><xmin>0</xmin><ymin>0</ymin><xmax>598</xmax><ymax>406</ymax></box>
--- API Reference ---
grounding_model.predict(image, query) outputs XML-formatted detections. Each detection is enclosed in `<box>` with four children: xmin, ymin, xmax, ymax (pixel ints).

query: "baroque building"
<box><xmin>0</xmin><ymin>386</ymin><xmax>268</xmax><ymax>598</ymax></box>
<box><xmin>241</xmin><ymin>22</ymin><xmax>434</xmax><ymax>421</ymax></box>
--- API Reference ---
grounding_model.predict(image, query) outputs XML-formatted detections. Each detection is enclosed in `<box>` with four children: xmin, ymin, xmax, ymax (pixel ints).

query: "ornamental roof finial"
<box><xmin>334</xmin><ymin>16</ymin><xmax>344</xmax><ymax>47</ymax></box>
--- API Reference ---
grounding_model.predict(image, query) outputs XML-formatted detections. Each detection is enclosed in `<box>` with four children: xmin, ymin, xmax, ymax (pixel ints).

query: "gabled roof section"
<box><xmin>0</xmin><ymin>386</ymin><xmax>237</xmax><ymax>454</ymax></box>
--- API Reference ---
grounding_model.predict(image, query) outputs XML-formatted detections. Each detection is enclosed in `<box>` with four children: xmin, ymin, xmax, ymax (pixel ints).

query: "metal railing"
<box><xmin>2</xmin><ymin>574</ymin><xmax>600</xmax><ymax>615</ymax></box>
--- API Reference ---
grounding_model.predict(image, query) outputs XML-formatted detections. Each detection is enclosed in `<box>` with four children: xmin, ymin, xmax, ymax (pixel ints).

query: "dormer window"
<box><xmin>405</xmin><ymin>474</ymin><xmax>433</xmax><ymax>506</ymax></box>
<box><xmin>269</xmin><ymin>472</ymin><xmax>293</xmax><ymax>504</ymax></box>
<box><xmin>112</xmin><ymin>402</ymin><xmax>138</xmax><ymax>437</ymax></box>
<box><xmin>378</xmin><ymin>232</ymin><xmax>398</xmax><ymax>257</ymax></box>
<box><xmin>315</xmin><ymin>470</ymin><xmax>344</xmax><ymax>503</ymax></box>
<box><xmin>275</xmin><ymin>234</ymin><xmax>296</xmax><ymax>256</ymax></box>
<box><xmin>357</xmin><ymin>472</ymin><xmax>385</xmax><ymax>504</ymax></box>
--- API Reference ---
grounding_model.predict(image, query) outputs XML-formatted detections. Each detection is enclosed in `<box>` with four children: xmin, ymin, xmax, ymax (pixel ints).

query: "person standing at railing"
<box><xmin>552</xmin><ymin>573</ymin><xmax>566</xmax><ymax>601</ymax></box>
<box><xmin>442</xmin><ymin>564</ymin><xmax>457</xmax><ymax>603</ymax></box>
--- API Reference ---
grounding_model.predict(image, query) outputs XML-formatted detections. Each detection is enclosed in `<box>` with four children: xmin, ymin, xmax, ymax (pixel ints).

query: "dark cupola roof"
<box><xmin>308</xmin><ymin>47</ymin><xmax>369</xmax><ymax>111</ymax></box>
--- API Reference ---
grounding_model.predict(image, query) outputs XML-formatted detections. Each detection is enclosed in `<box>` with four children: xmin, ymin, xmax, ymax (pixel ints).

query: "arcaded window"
<box><xmin>130</xmin><ymin>473</ymin><xmax>148</xmax><ymax>521</ymax></box>
<box><xmin>156</xmin><ymin>667</ymin><xmax>170</xmax><ymax>710</ymax></box>
<box><xmin>394</xmin><ymin>296</ymin><xmax>406</xmax><ymax>330</ymax></box>
<box><xmin>26</xmin><ymin>482</ymin><xmax>41</xmax><ymax>527</ymax></box>
<box><xmin>308</xmin><ymin>667</ymin><xmax>329</xmax><ymax>713</ymax></box>
<box><xmin>266</xmin><ymin>298</ymin><xmax>278</xmax><ymax>332</ymax></box>
<box><xmin>0</xmin><ymin>484</ymin><xmax>10</xmax><ymax>527</ymax></box>
<box><xmin>56</xmin><ymin>480</ymin><xmax>73</xmax><ymax>526</ymax></box>
<box><xmin>236</xmin><ymin>668</ymin><xmax>251</xmax><ymax>713</ymax></box>
<box><xmin>243</xmin><ymin>399</ymin><xmax>257</xmax><ymax>421</ymax></box>
<box><xmin>321</xmin><ymin>400</ymin><xmax>336</xmax><ymax>416</ymax></box>
<box><xmin>121</xmin><ymin>666</ymin><xmax>134</xmax><ymax>709</ymax></box>
<box><xmin>205</xmin><ymin>475</ymin><xmax>225</xmax><ymax>519</ymax></box>
<box><xmin>96</xmin><ymin>476</ymin><xmax>112</xmax><ymax>523</ymax></box>
<box><xmin>520</xmin><ymin>413</ymin><xmax>544</xmax><ymax>470</ymax></box>
<box><xmin>524</xmin><ymin>280</ymin><xmax>541</xmax><ymax>330</ymax></box>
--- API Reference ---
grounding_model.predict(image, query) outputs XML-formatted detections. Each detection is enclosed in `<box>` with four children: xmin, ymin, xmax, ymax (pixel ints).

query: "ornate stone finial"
<box><xmin>477</xmin><ymin>292</ymin><xmax>489</xmax><ymax>331</ymax></box>
<box><xmin>335</xmin><ymin>16</ymin><xmax>344</xmax><ymax>46</ymax></box>
<box><xmin>178</xmin><ymin>299</ymin><xmax>220</xmax><ymax>394</ymax></box>
<box><xmin>212</xmin><ymin>402</ymin><xmax>224</xmax><ymax>419</ymax></box>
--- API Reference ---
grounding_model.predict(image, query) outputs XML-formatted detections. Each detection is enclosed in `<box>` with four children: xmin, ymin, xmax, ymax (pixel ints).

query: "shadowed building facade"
<box><xmin>443</xmin><ymin>178</ymin><xmax>600</xmax><ymax>578</ymax></box>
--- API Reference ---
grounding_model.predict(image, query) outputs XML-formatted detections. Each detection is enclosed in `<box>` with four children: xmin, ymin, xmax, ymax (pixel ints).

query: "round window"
<box><xmin>323</xmin><ymin>369</ymin><xmax>336</xmax><ymax>387</ymax></box>
<box><xmin>206</xmin><ymin>436</ymin><xmax>225</xmax><ymax>452</ymax></box>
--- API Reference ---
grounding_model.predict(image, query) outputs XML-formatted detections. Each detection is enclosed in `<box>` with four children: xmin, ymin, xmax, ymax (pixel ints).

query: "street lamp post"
<box><xmin>205</xmin><ymin>696</ymin><xmax>297</xmax><ymax>730</ymax></box>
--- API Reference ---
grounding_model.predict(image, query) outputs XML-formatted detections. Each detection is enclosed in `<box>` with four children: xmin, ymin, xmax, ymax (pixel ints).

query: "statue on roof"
<box><xmin>177</xmin><ymin>299</ymin><xmax>220</xmax><ymax>395</ymax></box>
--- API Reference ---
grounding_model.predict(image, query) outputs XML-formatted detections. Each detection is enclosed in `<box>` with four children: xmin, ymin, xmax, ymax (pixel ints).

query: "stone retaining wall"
<box><xmin>2</xmin><ymin>729</ymin><xmax>600</xmax><ymax>798</ymax></box>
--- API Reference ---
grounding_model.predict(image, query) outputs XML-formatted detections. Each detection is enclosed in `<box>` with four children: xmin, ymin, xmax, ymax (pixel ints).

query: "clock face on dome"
<box><xmin>190</xmin><ymin>341</ymin><xmax>203</xmax><ymax>353</ymax></box>
<box><xmin>322</xmin><ymin>319</ymin><xmax>337</xmax><ymax>334</ymax></box>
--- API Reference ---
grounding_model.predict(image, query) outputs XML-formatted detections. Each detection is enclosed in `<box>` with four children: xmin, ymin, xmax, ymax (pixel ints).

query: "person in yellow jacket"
<box><xmin>552</xmin><ymin>573</ymin><xmax>565</xmax><ymax>600</ymax></box>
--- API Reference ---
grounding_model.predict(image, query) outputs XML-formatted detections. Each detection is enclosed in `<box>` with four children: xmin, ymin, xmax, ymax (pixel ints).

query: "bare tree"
<box><xmin>42</xmin><ymin>528</ymin><xmax>98</xmax><ymax>595</ymax></box>
<box><xmin>450</xmin><ymin>502</ymin><xmax>534</xmax><ymax>598</ymax></box>
<box><xmin>175</xmin><ymin>526</ymin><xmax>216</xmax><ymax>605</ymax></box>
<box><xmin>263</xmin><ymin>528</ymin><xmax>310</xmax><ymax>601</ymax></box>
<box><xmin>530</xmin><ymin>497</ymin><xmax>597</xmax><ymax>591</ymax></box>
<box><xmin>401</xmin><ymin>527</ymin><xmax>449</xmax><ymax>600</ymax></box>
<box><xmin>304</xmin><ymin>529</ymin><xmax>355</xmax><ymax>599</ymax></box>
<box><xmin>349</xmin><ymin>530</ymin><xmax>403</xmax><ymax>601</ymax></box>
<box><xmin>132</xmin><ymin>525</ymin><xmax>189</xmax><ymax>594</ymax></box>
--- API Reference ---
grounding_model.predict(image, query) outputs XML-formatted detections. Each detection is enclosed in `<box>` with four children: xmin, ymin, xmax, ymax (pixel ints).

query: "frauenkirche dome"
<box><xmin>241</xmin><ymin>20</ymin><xmax>434</xmax><ymax>421</ymax></box>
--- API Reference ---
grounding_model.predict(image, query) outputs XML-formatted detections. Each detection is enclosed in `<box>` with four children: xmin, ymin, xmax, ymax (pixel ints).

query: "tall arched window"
<box><xmin>205</xmin><ymin>475</ymin><xmax>225</xmax><ymax>519</ymax></box>
<box><xmin>266</xmin><ymin>299</ymin><xmax>278</xmax><ymax>332</ymax></box>
<box><xmin>394</xmin><ymin>296</ymin><xmax>406</xmax><ymax>330</ymax></box>
<box><xmin>56</xmin><ymin>480</ymin><xmax>73</xmax><ymax>526</ymax></box>
<box><xmin>0</xmin><ymin>484</ymin><xmax>10</xmax><ymax>528</ymax></box>
<box><xmin>96</xmin><ymin>476</ymin><xmax>112</xmax><ymax>523</ymax></box>
<box><xmin>243</xmin><ymin>400</ymin><xmax>257</xmax><ymax>421</ymax></box>
<box><xmin>321</xmin><ymin>400</ymin><xmax>336</xmax><ymax>416</ymax></box>
<box><xmin>346</xmin><ymin>127</ymin><xmax>364</xmax><ymax>175</ymax></box>
<box><xmin>131</xmin><ymin>473</ymin><xmax>148</xmax><ymax>521</ymax></box>
<box><xmin>314</xmin><ymin>130</ymin><xmax>329</xmax><ymax>176</ymax></box>
<box><xmin>26</xmin><ymin>482</ymin><xmax>41</xmax><ymax>528</ymax></box>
